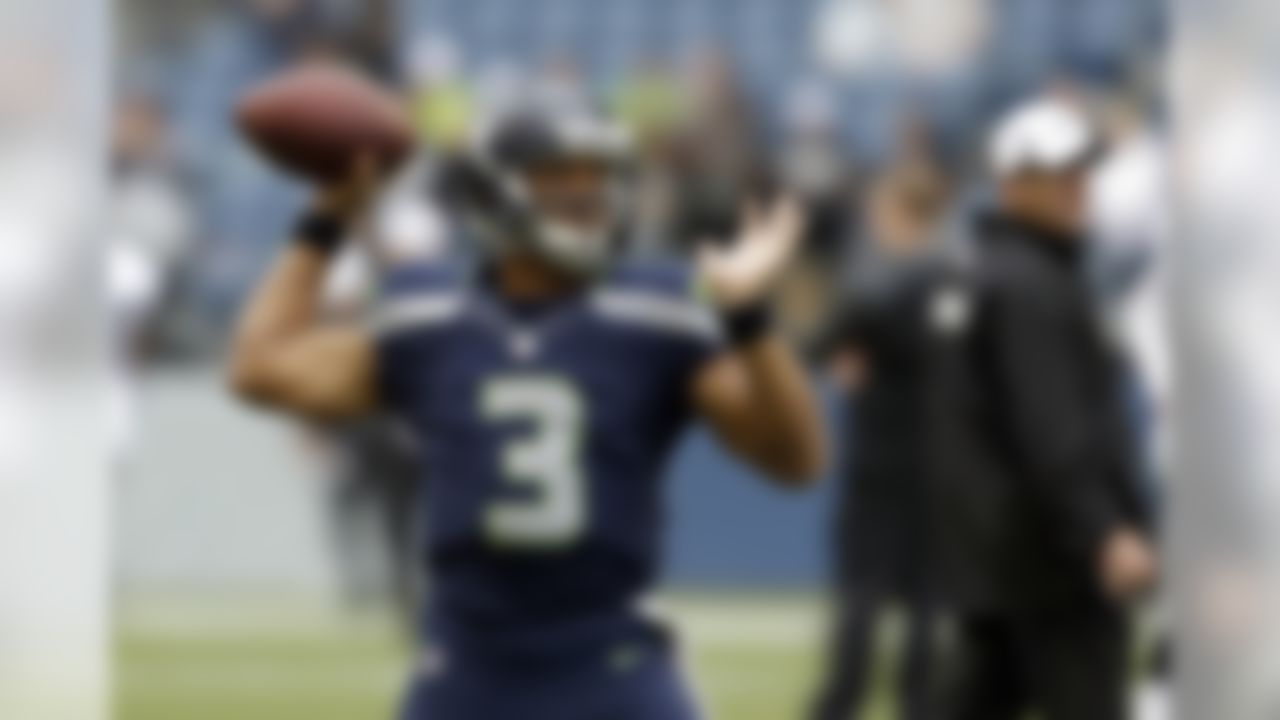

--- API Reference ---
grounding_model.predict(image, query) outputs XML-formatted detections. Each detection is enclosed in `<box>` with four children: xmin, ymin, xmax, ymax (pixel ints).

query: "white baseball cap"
<box><xmin>988</xmin><ymin>97</ymin><xmax>1101</xmax><ymax>177</ymax></box>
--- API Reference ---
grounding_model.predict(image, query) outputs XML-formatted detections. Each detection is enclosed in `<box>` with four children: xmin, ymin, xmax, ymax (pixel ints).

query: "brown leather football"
<box><xmin>235</xmin><ymin>61</ymin><xmax>415</xmax><ymax>183</ymax></box>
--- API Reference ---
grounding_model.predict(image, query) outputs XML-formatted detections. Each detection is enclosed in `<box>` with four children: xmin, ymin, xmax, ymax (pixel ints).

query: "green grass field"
<box><xmin>117</xmin><ymin>594</ymin><xmax>892</xmax><ymax>720</ymax></box>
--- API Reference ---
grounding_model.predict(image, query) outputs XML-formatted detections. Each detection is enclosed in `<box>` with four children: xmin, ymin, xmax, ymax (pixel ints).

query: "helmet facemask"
<box><xmin>506</xmin><ymin>155</ymin><xmax>630</xmax><ymax>276</ymax></box>
<box><xmin>447</xmin><ymin>109</ymin><xmax>634</xmax><ymax>277</ymax></box>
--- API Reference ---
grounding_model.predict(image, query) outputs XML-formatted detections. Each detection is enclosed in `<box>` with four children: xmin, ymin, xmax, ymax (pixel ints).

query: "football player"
<box><xmin>229</xmin><ymin>107</ymin><xmax>826</xmax><ymax>719</ymax></box>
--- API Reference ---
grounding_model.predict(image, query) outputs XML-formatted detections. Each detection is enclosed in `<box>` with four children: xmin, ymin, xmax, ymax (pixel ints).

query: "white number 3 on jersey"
<box><xmin>481</xmin><ymin>377</ymin><xmax>586</xmax><ymax>549</ymax></box>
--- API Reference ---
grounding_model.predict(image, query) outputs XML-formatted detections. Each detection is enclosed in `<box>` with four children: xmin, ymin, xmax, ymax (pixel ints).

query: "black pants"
<box><xmin>810</xmin><ymin>586</ymin><xmax>938</xmax><ymax>720</ymax></box>
<box><xmin>944</xmin><ymin>606</ymin><xmax>1129</xmax><ymax>720</ymax></box>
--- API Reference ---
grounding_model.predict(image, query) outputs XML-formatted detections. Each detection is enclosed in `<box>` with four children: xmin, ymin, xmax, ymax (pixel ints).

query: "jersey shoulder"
<box><xmin>590</xmin><ymin>259</ymin><xmax>721</xmax><ymax>343</ymax></box>
<box><xmin>373</xmin><ymin>261</ymin><xmax>469</xmax><ymax>337</ymax></box>
<box><xmin>603</xmin><ymin>258</ymin><xmax>703</xmax><ymax>297</ymax></box>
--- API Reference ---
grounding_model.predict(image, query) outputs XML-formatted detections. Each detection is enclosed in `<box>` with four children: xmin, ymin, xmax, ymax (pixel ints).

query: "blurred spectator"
<box><xmin>779</xmin><ymin>82</ymin><xmax>857</xmax><ymax>259</ymax></box>
<box><xmin>107</xmin><ymin>93</ymin><xmax>194</xmax><ymax>453</ymax></box>
<box><xmin>473</xmin><ymin>59</ymin><xmax>529</xmax><ymax>124</ymax></box>
<box><xmin>770</xmin><ymin>82</ymin><xmax>858</xmax><ymax>344</ymax></box>
<box><xmin>310</xmin><ymin>163</ymin><xmax>452</xmax><ymax>628</ymax></box>
<box><xmin>931</xmin><ymin>97</ymin><xmax>1156</xmax><ymax>720</ymax></box>
<box><xmin>1089</xmin><ymin>88</ymin><xmax>1174</xmax><ymax>720</ymax></box>
<box><xmin>612</xmin><ymin>58</ymin><xmax>685</xmax><ymax>150</ymax></box>
<box><xmin>343</xmin><ymin>0</ymin><xmax>398</xmax><ymax>78</ymax></box>
<box><xmin>813</xmin><ymin>0</ymin><xmax>895</xmax><ymax>80</ymax></box>
<box><xmin>668</xmin><ymin>48</ymin><xmax>771</xmax><ymax>251</ymax></box>
<box><xmin>810</xmin><ymin>157</ymin><xmax>950</xmax><ymax>720</ymax></box>
<box><xmin>893</xmin><ymin>0</ymin><xmax>989</xmax><ymax>78</ymax></box>
<box><xmin>985</xmin><ymin>0</ymin><xmax>1164</xmax><ymax>102</ymax></box>
<box><xmin>110</xmin><ymin>94</ymin><xmax>193</xmax><ymax>288</ymax></box>
<box><xmin>1090</xmin><ymin>90</ymin><xmax>1172</xmax><ymax>449</ymax></box>
<box><xmin>613</xmin><ymin>59</ymin><xmax>686</xmax><ymax>254</ymax></box>
<box><xmin>107</xmin><ymin>94</ymin><xmax>194</xmax><ymax>351</ymax></box>
<box><xmin>531</xmin><ymin>52</ymin><xmax>592</xmax><ymax>116</ymax></box>
<box><xmin>314</xmin><ymin>411</ymin><xmax>422</xmax><ymax>628</ymax></box>
<box><xmin>406</xmin><ymin>34</ymin><xmax>473</xmax><ymax>149</ymax></box>
<box><xmin>815</xmin><ymin>0</ymin><xmax>987</xmax><ymax>81</ymax></box>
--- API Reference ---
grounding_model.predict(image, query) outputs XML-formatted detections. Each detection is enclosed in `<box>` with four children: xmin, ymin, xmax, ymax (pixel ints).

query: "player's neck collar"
<box><xmin>480</xmin><ymin>259</ymin><xmax>585</xmax><ymax>301</ymax></box>
<box><xmin>475</xmin><ymin>261</ymin><xmax>587</xmax><ymax>323</ymax></box>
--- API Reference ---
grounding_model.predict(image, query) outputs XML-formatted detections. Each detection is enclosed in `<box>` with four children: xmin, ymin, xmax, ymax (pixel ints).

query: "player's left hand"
<box><xmin>697</xmin><ymin>197</ymin><xmax>806</xmax><ymax>309</ymax></box>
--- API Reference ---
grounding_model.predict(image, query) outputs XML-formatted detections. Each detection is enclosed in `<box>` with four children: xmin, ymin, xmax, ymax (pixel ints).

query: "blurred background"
<box><xmin>106</xmin><ymin>0</ymin><xmax>1168</xmax><ymax>718</ymax></box>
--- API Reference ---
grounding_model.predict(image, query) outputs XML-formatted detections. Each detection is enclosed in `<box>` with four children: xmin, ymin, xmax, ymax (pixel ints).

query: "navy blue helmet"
<box><xmin>438</xmin><ymin>106</ymin><xmax>635</xmax><ymax>275</ymax></box>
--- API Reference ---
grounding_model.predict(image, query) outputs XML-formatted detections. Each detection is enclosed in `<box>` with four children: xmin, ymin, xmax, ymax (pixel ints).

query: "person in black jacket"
<box><xmin>810</xmin><ymin>159</ymin><xmax>950</xmax><ymax>720</ymax></box>
<box><xmin>931</xmin><ymin>98</ymin><xmax>1157</xmax><ymax>720</ymax></box>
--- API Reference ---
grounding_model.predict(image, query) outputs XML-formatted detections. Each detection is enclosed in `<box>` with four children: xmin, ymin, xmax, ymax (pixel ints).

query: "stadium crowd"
<box><xmin>113</xmin><ymin>0</ymin><xmax>1164</xmax><ymax>358</ymax></box>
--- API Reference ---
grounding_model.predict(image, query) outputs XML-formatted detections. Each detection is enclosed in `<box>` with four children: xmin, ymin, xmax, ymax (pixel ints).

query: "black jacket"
<box><xmin>821</xmin><ymin>250</ymin><xmax>951</xmax><ymax>594</ymax></box>
<box><xmin>929</xmin><ymin>214</ymin><xmax>1151</xmax><ymax>612</ymax></box>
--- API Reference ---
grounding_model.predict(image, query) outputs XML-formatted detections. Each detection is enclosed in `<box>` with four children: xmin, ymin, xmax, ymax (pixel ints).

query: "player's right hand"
<box><xmin>314</xmin><ymin>151</ymin><xmax>382</xmax><ymax>220</ymax></box>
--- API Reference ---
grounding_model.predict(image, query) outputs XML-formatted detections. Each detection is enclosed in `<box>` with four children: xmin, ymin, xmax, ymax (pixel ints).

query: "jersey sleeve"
<box><xmin>368</xmin><ymin>263</ymin><xmax>463</xmax><ymax>411</ymax></box>
<box><xmin>594</xmin><ymin>260</ymin><xmax>725</xmax><ymax>381</ymax></box>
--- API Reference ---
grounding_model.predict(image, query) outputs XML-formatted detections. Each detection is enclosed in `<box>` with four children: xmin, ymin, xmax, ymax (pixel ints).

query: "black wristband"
<box><xmin>721</xmin><ymin>302</ymin><xmax>774</xmax><ymax>347</ymax></box>
<box><xmin>293</xmin><ymin>211</ymin><xmax>348</xmax><ymax>255</ymax></box>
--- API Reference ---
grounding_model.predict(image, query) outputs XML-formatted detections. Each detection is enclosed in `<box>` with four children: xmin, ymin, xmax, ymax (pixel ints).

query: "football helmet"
<box><xmin>439</xmin><ymin>106</ymin><xmax>634</xmax><ymax>275</ymax></box>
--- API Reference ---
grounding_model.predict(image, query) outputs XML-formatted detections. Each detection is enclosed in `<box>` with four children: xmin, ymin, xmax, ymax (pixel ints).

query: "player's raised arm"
<box><xmin>691</xmin><ymin>198</ymin><xmax>828</xmax><ymax>488</ymax></box>
<box><xmin>227</xmin><ymin>158</ymin><xmax>380</xmax><ymax>420</ymax></box>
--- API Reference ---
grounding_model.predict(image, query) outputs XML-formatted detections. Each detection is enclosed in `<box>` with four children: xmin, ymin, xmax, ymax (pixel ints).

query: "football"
<box><xmin>235</xmin><ymin>61</ymin><xmax>415</xmax><ymax>183</ymax></box>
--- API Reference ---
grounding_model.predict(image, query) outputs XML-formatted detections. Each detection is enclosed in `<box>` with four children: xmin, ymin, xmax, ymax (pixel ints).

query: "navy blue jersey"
<box><xmin>374</xmin><ymin>261</ymin><xmax>721</xmax><ymax>660</ymax></box>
